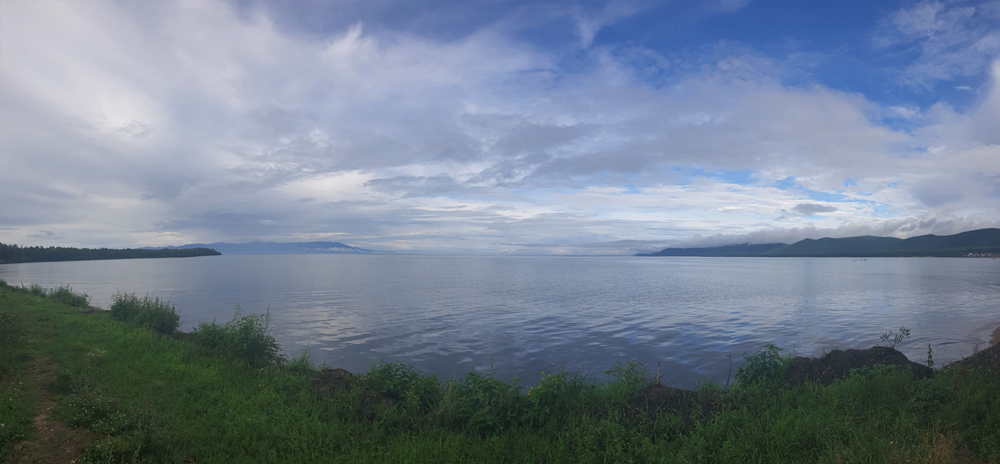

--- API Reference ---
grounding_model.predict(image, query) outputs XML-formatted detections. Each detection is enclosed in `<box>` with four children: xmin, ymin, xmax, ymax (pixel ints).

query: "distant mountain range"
<box><xmin>151</xmin><ymin>241</ymin><xmax>382</xmax><ymax>255</ymax></box>
<box><xmin>637</xmin><ymin>228</ymin><xmax>1000</xmax><ymax>258</ymax></box>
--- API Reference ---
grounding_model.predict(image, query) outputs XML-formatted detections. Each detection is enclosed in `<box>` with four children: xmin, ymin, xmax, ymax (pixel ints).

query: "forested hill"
<box><xmin>636</xmin><ymin>243</ymin><xmax>786</xmax><ymax>257</ymax></box>
<box><xmin>763</xmin><ymin>228</ymin><xmax>1000</xmax><ymax>257</ymax></box>
<box><xmin>0</xmin><ymin>243</ymin><xmax>221</xmax><ymax>264</ymax></box>
<box><xmin>638</xmin><ymin>228</ymin><xmax>1000</xmax><ymax>258</ymax></box>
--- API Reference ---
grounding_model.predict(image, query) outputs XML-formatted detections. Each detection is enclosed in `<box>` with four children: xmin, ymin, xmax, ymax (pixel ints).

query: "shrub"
<box><xmin>109</xmin><ymin>292</ymin><xmax>180</xmax><ymax>335</ymax></box>
<box><xmin>27</xmin><ymin>284</ymin><xmax>46</xmax><ymax>297</ymax></box>
<box><xmin>735</xmin><ymin>344</ymin><xmax>790</xmax><ymax>387</ymax></box>
<box><xmin>192</xmin><ymin>306</ymin><xmax>284</xmax><ymax>368</ymax></box>
<box><xmin>48</xmin><ymin>285</ymin><xmax>90</xmax><ymax>308</ymax></box>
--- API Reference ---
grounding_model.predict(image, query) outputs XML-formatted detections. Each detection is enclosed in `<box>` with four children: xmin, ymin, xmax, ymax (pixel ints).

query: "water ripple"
<box><xmin>2</xmin><ymin>255</ymin><xmax>999</xmax><ymax>385</ymax></box>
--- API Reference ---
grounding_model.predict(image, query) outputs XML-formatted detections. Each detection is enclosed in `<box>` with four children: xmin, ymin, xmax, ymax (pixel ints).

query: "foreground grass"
<box><xmin>1</xmin><ymin>281</ymin><xmax>999</xmax><ymax>463</ymax></box>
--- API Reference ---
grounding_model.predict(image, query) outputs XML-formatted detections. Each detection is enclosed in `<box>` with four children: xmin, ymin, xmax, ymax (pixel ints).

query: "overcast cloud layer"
<box><xmin>1</xmin><ymin>0</ymin><xmax>998</xmax><ymax>254</ymax></box>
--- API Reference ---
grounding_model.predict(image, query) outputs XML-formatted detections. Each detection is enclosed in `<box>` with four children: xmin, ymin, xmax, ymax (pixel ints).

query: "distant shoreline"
<box><xmin>0</xmin><ymin>243</ymin><xmax>221</xmax><ymax>264</ymax></box>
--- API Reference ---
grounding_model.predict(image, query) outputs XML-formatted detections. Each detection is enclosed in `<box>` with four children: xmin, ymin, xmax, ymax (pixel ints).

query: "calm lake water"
<box><xmin>2</xmin><ymin>254</ymin><xmax>998</xmax><ymax>387</ymax></box>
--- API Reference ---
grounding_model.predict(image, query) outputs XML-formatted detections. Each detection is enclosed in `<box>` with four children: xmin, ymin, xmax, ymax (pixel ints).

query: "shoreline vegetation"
<box><xmin>2</xmin><ymin>282</ymin><xmax>999</xmax><ymax>463</ymax></box>
<box><xmin>0</xmin><ymin>243</ymin><xmax>220</xmax><ymax>265</ymax></box>
<box><xmin>638</xmin><ymin>227</ymin><xmax>1000</xmax><ymax>258</ymax></box>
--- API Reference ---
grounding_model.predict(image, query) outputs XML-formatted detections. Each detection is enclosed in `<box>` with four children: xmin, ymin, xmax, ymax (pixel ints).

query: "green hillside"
<box><xmin>637</xmin><ymin>243</ymin><xmax>786</xmax><ymax>257</ymax></box>
<box><xmin>763</xmin><ymin>228</ymin><xmax>1000</xmax><ymax>257</ymax></box>
<box><xmin>640</xmin><ymin>228</ymin><xmax>1000</xmax><ymax>258</ymax></box>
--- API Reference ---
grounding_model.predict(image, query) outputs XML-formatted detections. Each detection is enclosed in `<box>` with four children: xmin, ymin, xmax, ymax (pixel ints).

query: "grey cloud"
<box><xmin>915</xmin><ymin>189</ymin><xmax>964</xmax><ymax>207</ymax></box>
<box><xmin>790</xmin><ymin>203</ymin><xmax>838</xmax><ymax>216</ymax></box>
<box><xmin>365</xmin><ymin>175</ymin><xmax>464</xmax><ymax>197</ymax></box>
<box><xmin>28</xmin><ymin>230</ymin><xmax>57</xmax><ymax>239</ymax></box>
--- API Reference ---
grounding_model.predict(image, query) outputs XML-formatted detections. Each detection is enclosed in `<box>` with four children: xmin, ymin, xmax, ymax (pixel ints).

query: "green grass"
<box><xmin>1</xmin><ymin>279</ymin><xmax>999</xmax><ymax>463</ymax></box>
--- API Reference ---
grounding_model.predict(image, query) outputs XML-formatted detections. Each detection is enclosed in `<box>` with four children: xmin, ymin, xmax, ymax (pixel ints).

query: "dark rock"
<box><xmin>785</xmin><ymin>346</ymin><xmax>933</xmax><ymax>387</ymax></box>
<box><xmin>314</xmin><ymin>368</ymin><xmax>356</xmax><ymax>396</ymax></box>
<box><xmin>943</xmin><ymin>342</ymin><xmax>1000</xmax><ymax>372</ymax></box>
<box><xmin>312</xmin><ymin>368</ymin><xmax>397</xmax><ymax>416</ymax></box>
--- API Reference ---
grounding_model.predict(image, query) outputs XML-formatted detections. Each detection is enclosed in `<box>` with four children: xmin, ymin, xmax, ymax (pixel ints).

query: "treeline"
<box><xmin>0</xmin><ymin>242</ymin><xmax>220</xmax><ymax>264</ymax></box>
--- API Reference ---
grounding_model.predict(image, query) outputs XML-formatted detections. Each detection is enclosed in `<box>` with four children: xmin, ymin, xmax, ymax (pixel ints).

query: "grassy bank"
<box><xmin>1</xmin><ymin>281</ymin><xmax>999</xmax><ymax>463</ymax></box>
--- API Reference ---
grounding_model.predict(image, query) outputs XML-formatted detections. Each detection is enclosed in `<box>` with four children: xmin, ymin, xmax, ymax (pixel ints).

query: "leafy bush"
<box><xmin>109</xmin><ymin>292</ymin><xmax>180</xmax><ymax>335</ymax></box>
<box><xmin>735</xmin><ymin>344</ymin><xmax>790</xmax><ymax>387</ymax></box>
<box><xmin>192</xmin><ymin>306</ymin><xmax>284</xmax><ymax>368</ymax></box>
<box><xmin>27</xmin><ymin>284</ymin><xmax>46</xmax><ymax>297</ymax></box>
<box><xmin>48</xmin><ymin>285</ymin><xmax>90</xmax><ymax>308</ymax></box>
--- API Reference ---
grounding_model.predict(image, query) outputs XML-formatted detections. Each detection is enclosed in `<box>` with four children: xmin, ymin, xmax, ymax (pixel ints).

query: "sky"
<box><xmin>1</xmin><ymin>0</ymin><xmax>999</xmax><ymax>254</ymax></box>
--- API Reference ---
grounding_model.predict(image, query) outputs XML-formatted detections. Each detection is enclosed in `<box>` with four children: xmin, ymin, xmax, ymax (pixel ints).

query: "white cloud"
<box><xmin>0</xmin><ymin>0</ymin><xmax>998</xmax><ymax>253</ymax></box>
<box><xmin>876</xmin><ymin>1</ymin><xmax>1000</xmax><ymax>90</ymax></box>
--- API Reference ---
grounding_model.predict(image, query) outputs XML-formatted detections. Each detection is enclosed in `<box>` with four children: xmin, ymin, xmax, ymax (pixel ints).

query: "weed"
<box><xmin>879</xmin><ymin>325</ymin><xmax>911</xmax><ymax>349</ymax></box>
<box><xmin>110</xmin><ymin>292</ymin><xmax>180</xmax><ymax>335</ymax></box>
<box><xmin>285</xmin><ymin>348</ymin><xmax>315</xmax><ymax>374</ymax></box>
<box><xmin>927</xmin><ymin>343</ymin><xmax>934</xmax><ymax>369</ymax></box>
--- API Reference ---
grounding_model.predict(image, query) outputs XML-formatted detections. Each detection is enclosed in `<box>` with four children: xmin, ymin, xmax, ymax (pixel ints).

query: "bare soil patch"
<box><xmin>7</xmin><ymin>362</ymin><xmax>95</xmax><ymax>464</ymax></box>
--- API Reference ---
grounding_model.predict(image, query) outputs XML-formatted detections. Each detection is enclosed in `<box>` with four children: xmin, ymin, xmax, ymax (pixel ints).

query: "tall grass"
<box><xmin>109</xmin><ymin>292</ymin><xmax>180</xmax><ymax>335</ymax></box>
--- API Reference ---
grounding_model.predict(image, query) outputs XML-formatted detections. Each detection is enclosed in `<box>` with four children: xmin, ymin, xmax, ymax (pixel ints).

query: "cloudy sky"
<box><xmin>1</xmin><ymin>0</ymin><xmax>998</xmax><ymax>254</ymax></box>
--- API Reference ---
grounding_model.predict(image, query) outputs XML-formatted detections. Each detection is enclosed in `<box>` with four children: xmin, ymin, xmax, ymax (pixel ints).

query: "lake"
<box><xmin>2</xmin><ymin>254</ymin><xmax>998</xmax><ymax>387</ymax></box>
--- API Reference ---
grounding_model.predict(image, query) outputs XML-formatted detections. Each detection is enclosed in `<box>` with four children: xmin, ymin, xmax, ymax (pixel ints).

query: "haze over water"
<box><xmin>2</xmin><ymin>254</ymin><xmax>998</xmax><ymax>387</ymax></box>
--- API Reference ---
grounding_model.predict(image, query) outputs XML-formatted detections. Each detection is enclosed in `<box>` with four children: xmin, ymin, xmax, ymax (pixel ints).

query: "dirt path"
<box><xmin>6</xmin><ymin>360</ymin><xmax>94</xmax><ymax>464</ymax></box>
<box><xmin>991</xmin><ymin>325</ymin><xmax>1000</xmax><ymax>346</ymax></box>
